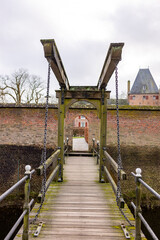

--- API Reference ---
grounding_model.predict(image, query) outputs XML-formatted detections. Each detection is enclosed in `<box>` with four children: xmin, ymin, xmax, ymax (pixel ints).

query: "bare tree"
<box><xmin>0</xmin><ymin>69</ymin><xmax>44</xmax><ymax>104</ymax></box>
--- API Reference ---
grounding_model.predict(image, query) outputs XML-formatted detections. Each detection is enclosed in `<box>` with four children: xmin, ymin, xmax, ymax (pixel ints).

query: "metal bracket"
<box><xmin>121</xmin><ymin>223</ymin><xmax>131</xmax><ymax>239</ymax></box>
<box><xmin>118</xmin><ymin>197</ymin><xmax>125</xmax><ymax>209</ymax></box>
<box><xmin>101</xmin><ymin>88</ymin><xmax>105</xmax><ymax>105</ymax></box>
<box><xmin>34</xmin><ymin>221</ymin><xmax>44</xmax><ymax>237</ymax></box>
<box><xmin>61</xmin><ymin>87</ymin><xmax>64</xmax><ymax>104</ymax></box>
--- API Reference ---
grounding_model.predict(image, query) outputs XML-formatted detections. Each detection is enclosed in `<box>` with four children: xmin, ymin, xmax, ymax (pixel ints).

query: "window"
<box><xmin>81</xmin><ymin>116</ymin><xmax>86</xmax><ymax>119</ymax></box>
<box><xmin>143</xmin><ymin>96</ymin><xmax>148</xmax><ymax>100</ymax></box>
<box><xmin>142</xmin><ymin>85</ymin><xmax>147</xmax><ymax>92</ymax></box>
<box><xmin>130</xmin><ymin>96</ymin><xmax>135</xmax><ymax>100</ymax></box>
<box><xmin>81</xmin><ymin>122</ymin><xmax>85</xmax><ymax>127</ymax></box>
<box><xmin>153</xmin><ymin>96</ymin><xmax>159</xmax><ymax>100</ymax></box>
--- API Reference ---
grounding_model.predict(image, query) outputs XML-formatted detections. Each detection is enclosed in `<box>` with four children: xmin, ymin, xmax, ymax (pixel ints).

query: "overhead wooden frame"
<box><xmin>41</xmin><ymin>39</ymin><xmax>70</xmax><ymax>90</ymax></box>
<box><xmin>56</xmin><ymin>86</ymin><xmax>110</xmax><ymax>99</ymax></box>
<box><xmin>97</xmin><ymin>43</ymin><xmax>124</xmax><ymax>90</ymax></box>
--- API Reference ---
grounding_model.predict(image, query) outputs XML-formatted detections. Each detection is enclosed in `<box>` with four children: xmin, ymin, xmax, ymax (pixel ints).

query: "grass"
<box><xmin>72</xmin><ymin>136</ymin><xmax>84</xmax><ymax>139</ymax></box>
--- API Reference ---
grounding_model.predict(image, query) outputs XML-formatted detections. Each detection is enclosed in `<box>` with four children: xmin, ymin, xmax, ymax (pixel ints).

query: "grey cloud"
<box><xmin>111</xmin><ymin>3</ymin><xmax>160</xmax><ymax>46</ymax></box>
<box><xmin>60</xmin><ymin>40</ymin><xmax>110</xmax><ymax>86</ymax></box>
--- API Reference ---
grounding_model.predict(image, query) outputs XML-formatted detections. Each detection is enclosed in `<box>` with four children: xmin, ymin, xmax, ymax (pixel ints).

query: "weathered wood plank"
<box><xmin>97</xmin><ymin>43</ymin><xmax>124</xmax><ymax>90</ymax></box>
<box><xmin>56</xmin><ymin>90</ymin><xmax>110</xmax><ymax>99</ymax></box>
<box><xmin>41</xmin><ymin>39</ymin><xmax>70</xmax><ymax>90</ymax></box>
<box><xmin>15</xmin><ymin>156</ymin><xmax>138</xmax><ymax>240</ymax></box>
<box><xmin>104</xmin><ymin>150</ymin><xmax>127</xmax><ymax>180</ymax></box>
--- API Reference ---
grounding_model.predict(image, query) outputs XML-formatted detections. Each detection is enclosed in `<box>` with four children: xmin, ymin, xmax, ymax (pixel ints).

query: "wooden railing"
<box><xmin>36</xmin><ymin>149</ymin><xmax>60</xmax><ymax>202</ymax></box>
<box><xmin>92</xmin><ymin>138</ymin><xmax>100</xmax><ymax>164</ymax></box>
<box><xmin>103</xmin><ymin>149</ymin><xmax>126</xmax><ymax>208</ymax></box>
<box><xmin>0</xmin><ymin>166</ymin><xmax>35</xmax><ymax>240</ymax></box>
<box><xmin>63</xmin><ymin>137</ymin><xmax>69</xmax><ymax>163</ymax></box>
<box><xmin>131</xmin><ymin>169</ymin><xmax>160</xmax><ymax>240</ymax></box>
<box><xmin>92</xmin><ymin>138</ymin><xmax>126</xmax><ymax>207</ymax></box>
<box><xmin>0</xmin><ymin>147</ymin><xmax>63</xmax><ymax>240</ymax></box>
<box><xmin>92</xmin><ymin>139</ymin><xmax>160</xmax><ymax>240</ymax></box>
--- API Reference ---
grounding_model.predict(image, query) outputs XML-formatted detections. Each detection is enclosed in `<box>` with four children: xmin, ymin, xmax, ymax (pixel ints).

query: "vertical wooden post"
<box><xmin>92</xmin><ymin>138</ymin><xmax>95</xmax><ymax>157</ymax></box>
<box><xmin>22</xmin><ymin>165</ymin><xmax>31</xmax><ymax>240</ymax></box>
<box><xmin>66</xmin><ymin>137</ymin><xmax>69</xmax><ymax>157</ymax></box>
<box><xmin>135</xmin><ymin>168</ymin><xmax>142</xmax><ymax>240</ymax></box>
<box><xmin>97</xmin><ymin>141</ymin><xmax>99</xmax><ymax>165</ymax></box>
<box><xmin>58</xmin><ymin>88</ymin><xmax>65</xmax><ymax>181</ymax></box>
<box><xmin>99</xmin><ymin>89</ymin><xmax>107</xmax><ymax>182</ymax></box>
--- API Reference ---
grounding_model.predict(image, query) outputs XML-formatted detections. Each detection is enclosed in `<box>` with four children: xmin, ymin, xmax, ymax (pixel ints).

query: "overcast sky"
<box><xmin>0</xmin><ymin>0</ymin><xmax>160</xmax><ymax>97</ymax></box>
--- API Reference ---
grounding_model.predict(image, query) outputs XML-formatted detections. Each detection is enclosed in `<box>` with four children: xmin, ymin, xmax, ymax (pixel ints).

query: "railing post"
<box><xmin>97</xmin><ymin>140</ymin><xmax>99</xmax><ymax>165</ymax></box>
<box><xmin>63</xmin><ymin>140</ymin><xmax>65</xmax><ymax>164</ymax></box>
<box><xmin>22</xmin><ymin>165</ymin><xmax>31</xmax><ymax>240</ymax></box>
<box><xmin>135</xmin><ymin>168</ymin><xmax>142</xmax><ymax>240</ymax></box>
<box><xmin>92</xmin><ymin>138</ymin><xmax>95</xmax><ymax>157</ymax></box>
<box><xmin>58</xmin><ymin>157</ymin><xmax>62</xmax><ymax>182</ymax></box>
<box><xmin>66</xmin><ymin>137</ymin><xmax>69</xmax><ymax>156</ymax></box>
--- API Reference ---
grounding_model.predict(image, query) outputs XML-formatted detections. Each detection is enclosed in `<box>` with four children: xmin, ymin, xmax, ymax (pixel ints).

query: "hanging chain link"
<box><xmin>115</xmin><ymin>66</ymin><xmax>122</xmax><ymax>202</ymax></box>
<box><xmin>115</xmin><ymin>66</ymin><xmax>133</xmax><ymax>226</ymax></box>
<box><xmin>30</xmin><ymin>60</ymin><xmax>51</xmax><ymax>224</ymax></box>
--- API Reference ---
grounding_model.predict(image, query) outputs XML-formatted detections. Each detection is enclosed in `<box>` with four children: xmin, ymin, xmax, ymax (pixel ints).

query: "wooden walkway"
<box><xmin>15</xmin><ymin>156</ymin><xmax>137</xmax><ymax>239</ymax></box>
<box><xmin>72</xmin><ymin>137</ymin><xmax>88</xmax><ymax>151</ymax></box>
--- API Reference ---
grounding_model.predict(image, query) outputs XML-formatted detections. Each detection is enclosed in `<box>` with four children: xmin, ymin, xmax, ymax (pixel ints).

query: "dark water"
<box><xmin>0</xmin><ymin>206</ymin><xmax>22</xmax><ymax>240</ymax></box>
<box><xmin>129</xmin><ymin>205</ymin><xmax>160</xmax><ymax>240</ymax></box>
<box><xmin>141</xmin><ymin>207</ymin><xmax>160</xmax><ymax>240</ymax></box>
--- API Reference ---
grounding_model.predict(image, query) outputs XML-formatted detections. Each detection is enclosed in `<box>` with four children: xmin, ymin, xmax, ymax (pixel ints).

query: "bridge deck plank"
<box><xmin>15</xmin><ymin>156</ymin><xmax>139</xmax><ymax>239</ymax></box>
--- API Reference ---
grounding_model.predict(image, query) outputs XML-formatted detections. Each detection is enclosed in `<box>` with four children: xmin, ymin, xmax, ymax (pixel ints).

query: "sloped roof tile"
<box><xmin>130</xmin><ymin>69</ymin><xmax>159</xmax><ymax>94</ymax></box>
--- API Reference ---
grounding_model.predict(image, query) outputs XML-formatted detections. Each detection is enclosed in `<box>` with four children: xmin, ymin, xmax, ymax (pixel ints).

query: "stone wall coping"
<box><xmin>0</xmin><ymin>103</ymin><xmax>160</xmax><ymax>111</ymax></box>
<box><xmin>0</xmin><ymin>103</ymin><xmax>58</xmax><ymax>109</ymax></box>
<box><xmin>107</xmin><ymin>105</ymin><xmax>160</xmax><ymax>111</ymax></box>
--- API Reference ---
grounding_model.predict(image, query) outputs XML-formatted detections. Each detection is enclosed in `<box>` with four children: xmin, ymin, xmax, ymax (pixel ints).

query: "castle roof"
<box><xmin>130</xmin><ymin>69</ymin><xmax>159</xmax><ymax>94</ymax></box>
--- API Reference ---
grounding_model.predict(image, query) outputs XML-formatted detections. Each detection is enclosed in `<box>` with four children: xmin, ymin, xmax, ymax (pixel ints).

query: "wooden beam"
<box><xmin>41</xmin><ymin>39</ymin><xmax>70</xmax><ymax>90</ymax></box>
<box><xmin>56</xmin><ymin>89</ymin><xmax>110</xmax><ymax>99</ymax></box>
<box><xmin>99</xmin><ymin>88</ymin><xmax>107</xmax><ymax>182</ymax></box>
<box><xmin>36</xmin><ymin>149</ymin><xmax>60</xmax><ymax>176</ymax></box>
<box><xmin>104</xmin><ymin>151</ymin><xmax>127</xmax><ymax>180</ymax></box>
<box><xmin>97</xmin><ymin>43</ymin><xmax>124</xmax><ymax>90</ymax></box>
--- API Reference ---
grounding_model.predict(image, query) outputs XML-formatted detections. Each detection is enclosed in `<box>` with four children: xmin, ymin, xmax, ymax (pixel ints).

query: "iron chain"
<box><xmin>115</xmin><ymin>66</ymin><xmax>122</xmax><ymax>202</ymax></box>
<box><xmin>115</xmin><ymin>66</ymin><xmax>133</xmax><ymax>226</ymax></box>
<box><xmin>31</xmin><ymin>60</ymin><xmax>51</xmax><ymax>224</ymax></box>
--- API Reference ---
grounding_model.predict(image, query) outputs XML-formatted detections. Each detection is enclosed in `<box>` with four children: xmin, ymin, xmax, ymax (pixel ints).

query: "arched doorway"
<box><xmin>72</xmin><ymin>115</ymin><xmax>89</xmax><ymax>151</ymax></box>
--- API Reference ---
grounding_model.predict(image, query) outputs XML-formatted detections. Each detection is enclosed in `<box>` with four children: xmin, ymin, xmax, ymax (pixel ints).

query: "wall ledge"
<box><xmin>0</xmin><ymin>103</ymin><xmax>160</xmax><ymax>111</ymax></box>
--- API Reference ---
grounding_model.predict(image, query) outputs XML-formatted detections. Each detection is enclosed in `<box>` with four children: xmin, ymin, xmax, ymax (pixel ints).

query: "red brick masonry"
<box><xmin>0</xmin><ymin>105</ymin><xmax>160</xmax><ymax>148</ymax></box>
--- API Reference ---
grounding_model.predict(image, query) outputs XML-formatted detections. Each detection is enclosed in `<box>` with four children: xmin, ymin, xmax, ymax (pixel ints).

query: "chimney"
<box><xmin>127</xmin><ymin>80</ymin><xmax>130</xmax><ymax>94</ymax></box>
<box><xmin>127</xmin><ymin>80</ymin><xmax>131</xmax><ymax>104</ymax></box>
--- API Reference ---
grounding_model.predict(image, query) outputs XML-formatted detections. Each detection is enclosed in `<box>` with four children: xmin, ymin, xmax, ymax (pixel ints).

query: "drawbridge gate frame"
<box><xmin>41</xmin><ymin>39</ymin><xmax>124</xmax><ymax>182</ymax></box>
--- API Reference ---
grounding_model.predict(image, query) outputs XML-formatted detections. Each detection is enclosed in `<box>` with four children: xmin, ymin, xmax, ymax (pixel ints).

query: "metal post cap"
<box><xmin>25</xmin><ymin>165</ymin><xmax>31</xmax><ymax>171</ymax></box>
<box><xmin>136</xmin><ymin>168</ymin><xmax>142</xmax><ymax>177</ymax></box>
<box><xmin>25</xmin><ymin>165</ymin><xmax>31</xmax><ymax>174</ymax></box>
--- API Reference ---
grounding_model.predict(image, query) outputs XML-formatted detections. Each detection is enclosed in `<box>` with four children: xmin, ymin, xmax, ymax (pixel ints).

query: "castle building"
<box><xmin>128</xmin><ymin>68</ymin><xmax>159</xmax><ymax>106</ymax></box>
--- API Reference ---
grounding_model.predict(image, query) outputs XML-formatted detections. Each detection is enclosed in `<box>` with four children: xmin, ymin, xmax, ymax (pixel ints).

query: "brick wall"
<box><xmin>129</xmin><ymin>93</ymin><xmax>159</xmax><ymax>106</ymax></box>
<box><xmin>0</xmin><ymin>106</ymin><xmax>58</xmax><ymax>148</ymax></box>
<box><xmin>0</xmin><ymin>105</ymin><xmax>160</xmax><ymax>148</ymax></box>
<box><xmin>0</xmin><ymin>105</ymin><xmax>160</xmax><ymax>206</ymax></box>
<box><xmin>107</xmin><ymin>107</ymin><xmax>160</xmax><ymax>147</ymax></box>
